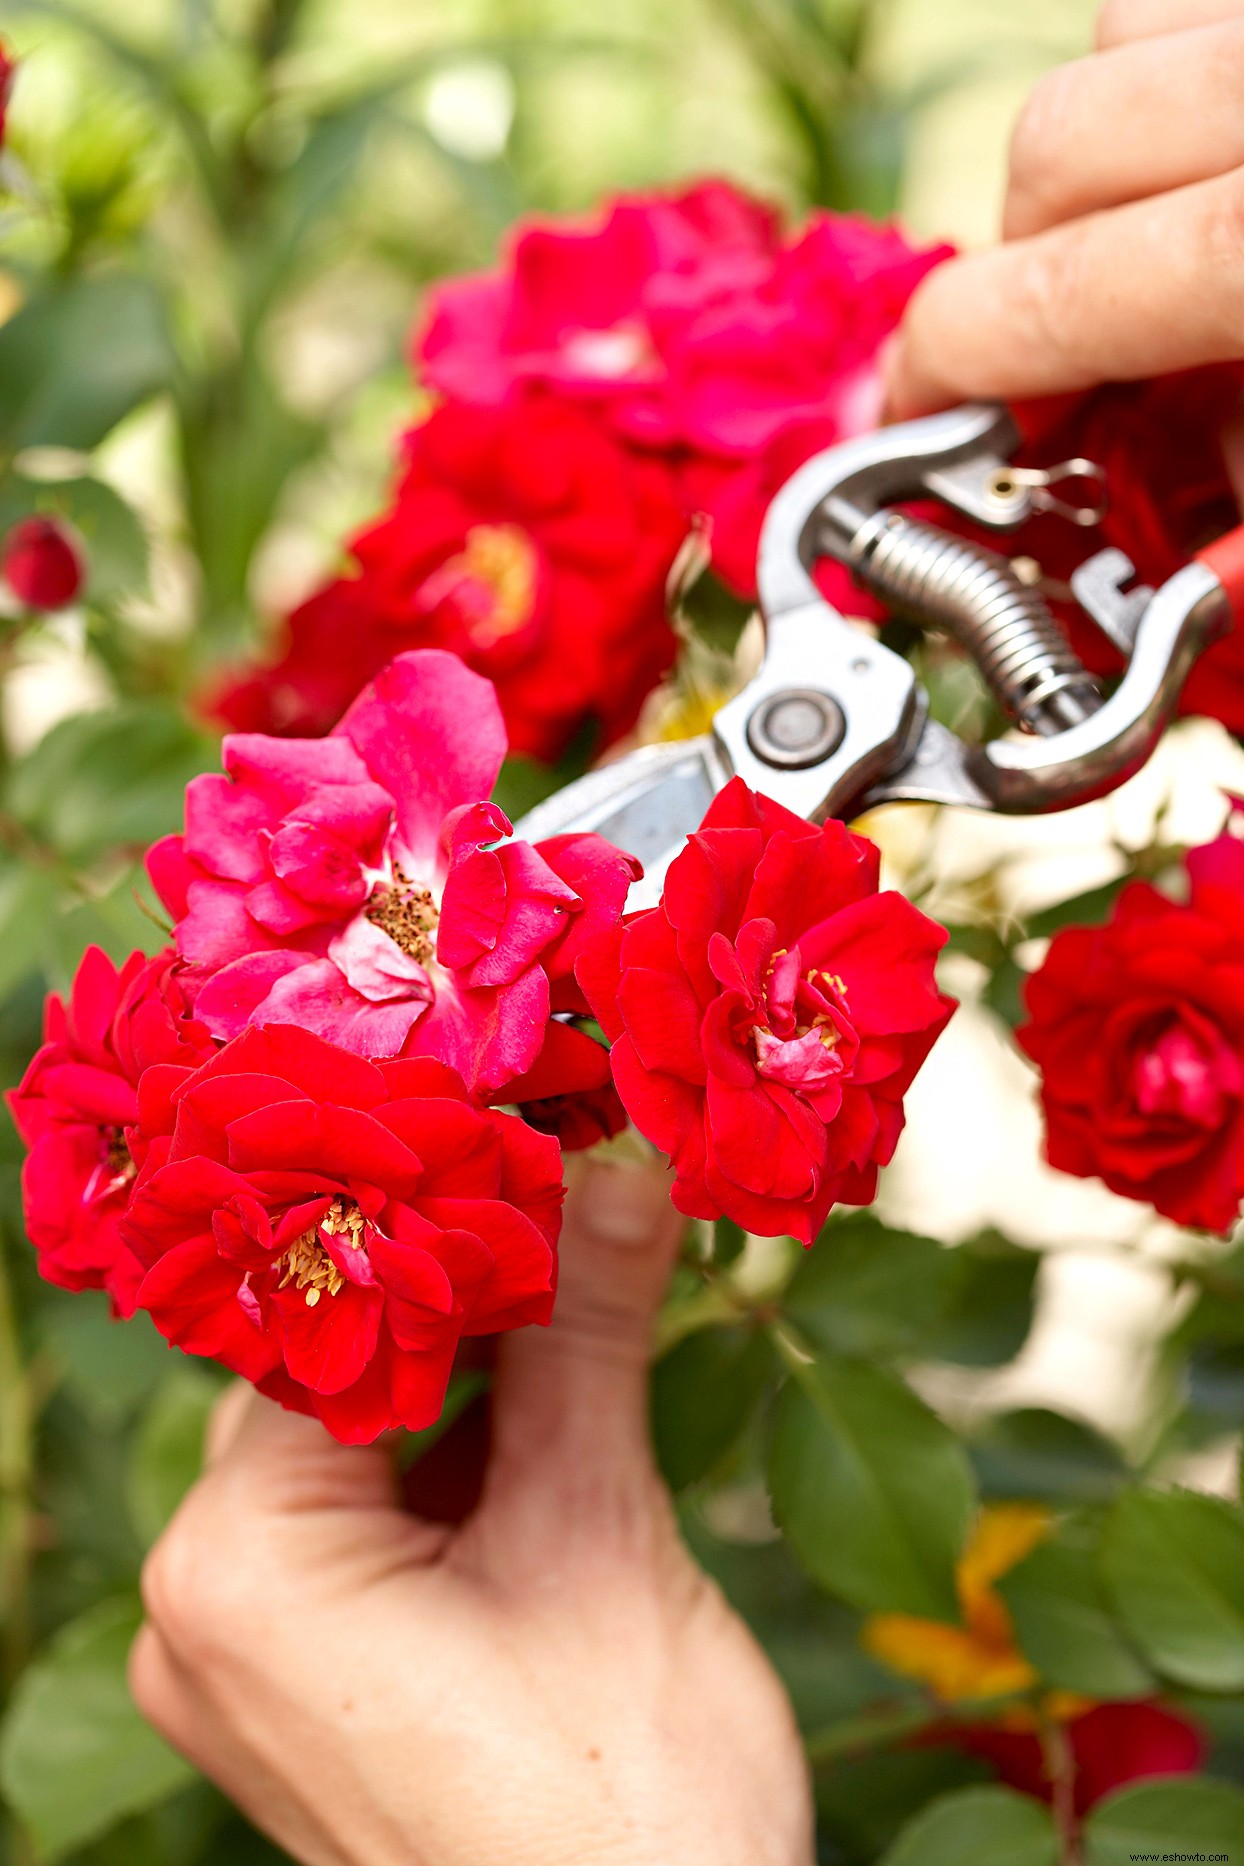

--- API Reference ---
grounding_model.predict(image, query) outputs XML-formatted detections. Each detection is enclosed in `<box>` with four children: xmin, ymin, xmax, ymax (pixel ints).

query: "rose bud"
<box><xmin>2</xmin><ymin>516</ymin><xmax>86</xmax><ymax>611</ymax></box>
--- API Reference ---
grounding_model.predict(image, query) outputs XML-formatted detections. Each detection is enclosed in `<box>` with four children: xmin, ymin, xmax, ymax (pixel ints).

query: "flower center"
<box><xmin>418</xmin><ymin>522</ymin><xmax>540</xmax><ymax>652</ymax></box>
<box><xmin>102</xmin><ymin>1125</ymin><xmax>135</xmax><ymax>1183</ymax></box>
<box><xmin>276</xmin><ymin>1197</ymin><xmax>367</xmax><ymax>1309</ymax></box>
<box><xmin>365</xmin><ymin>865</ymin><xmax>439</xmax><ymax>964</ymax></box>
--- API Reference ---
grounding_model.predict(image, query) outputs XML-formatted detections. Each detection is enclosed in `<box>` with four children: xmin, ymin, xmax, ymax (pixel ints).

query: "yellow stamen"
<box><xmin>275</xmin><ymin>1197</ymin><xmax>367</xmax><ymax>1306</ymax></box>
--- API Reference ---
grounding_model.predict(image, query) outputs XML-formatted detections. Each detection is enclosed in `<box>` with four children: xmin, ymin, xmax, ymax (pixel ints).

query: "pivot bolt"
<box><xmin>745</xmin><ymin>688</ymin><xmax>845</xmax><ymax>770</ymax></box>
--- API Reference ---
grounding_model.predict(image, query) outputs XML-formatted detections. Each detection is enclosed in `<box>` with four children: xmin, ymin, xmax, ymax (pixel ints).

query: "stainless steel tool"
<box><xmin>518</xmin><ymin>402</ymin><xmax>1232</xmax><ymax>906</ymax></box>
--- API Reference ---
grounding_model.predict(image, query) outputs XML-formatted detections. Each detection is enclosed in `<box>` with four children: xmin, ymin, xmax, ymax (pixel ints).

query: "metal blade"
<box><xmin>515</xmin><ymin>736</ymin><xmax>729</xmax><ymax>908</ymax></box>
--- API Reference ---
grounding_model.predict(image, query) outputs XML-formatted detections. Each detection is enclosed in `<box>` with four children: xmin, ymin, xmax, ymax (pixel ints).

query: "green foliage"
<box><xmin>878</xmin><ymin>1785</ymin><xmax>1058</xmax><ymax>1866</ymax></box>
<box><xmin>1082</xmin><ymin>1777</ymin><xmax>1244</xmax><ymax>1864</ymax></box>
<box><xmin>969</xmin><ymin>1408</ymin><xmax>1128</xmax><ymax>1505</ymax></box>
<box><xmin>767</xmin><ymin>1349</ymin><xmax>975</xmax><ymax>1620</ymax></box>
<box><xmin>652</xmin><ymin>1323</ymin><xmax>776</xmax><ymax>1490</ymax></box>
<box><xmin>0</xmin><ymin>1595</ymin><xmax>194</xmax><ymax>1859</ymax></box>
<box><xmin>1100</xmin><ymin>1490</ymin><xmax>1244</xmax><ymax>1691</ymax></box>
<box><xmin>998</xmin><ymin>1516</ymin><xmax>1153</xmax><ymax>1699</ymax></box>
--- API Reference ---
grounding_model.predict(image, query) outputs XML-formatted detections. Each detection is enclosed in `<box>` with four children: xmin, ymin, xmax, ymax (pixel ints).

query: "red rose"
<box><xmin>577</xmin><ymin>777</ymin><xmax>953</xmax><ymax>1241</ymax></box>
<box><xmin>1010</xmin><ymin>366</ymin><xmax>1244</xmax><ymax>734</ymax></box>
<box><xmin>954</xmin><ymin>1699</ymin><xmax>1203</xmax><ymax>1816</ymax></box>
<box><xmin>120</xmin><ymin>1023</ymin><xmax>563</xmax><ymax>1443</ymax></box>
<box><xmin>2</xmin><ymin>516</ymin><xmax>85</xmax><ymax>611</ymax></box>
<box><xmin>209</xmin><ymin>399</ymin><xmax>687</xmax><ymax>762</ymax></box>
<box><xmin>505</xmin><ymin>1015</ymin><xmax>627</xmax><ymax>1152</ymax></box>
<box><xmin>418</xmin><ymin>180</ymin><xmax>951</xmax><ymax>601</ymax></box>
<box><xmin>1018</xmin><ymin>819</ymin><xmax>1244</xmax><ymax>1232</ymax></box>
<box><xmin>156</xmin><ymin>648</ymin><xmax>637</xmax><ymax>1094</ymax></box>
<box><xmin>8</xmin><ymin>946</ymin><xmax>212</xmax><ymax>1314</ymax></box>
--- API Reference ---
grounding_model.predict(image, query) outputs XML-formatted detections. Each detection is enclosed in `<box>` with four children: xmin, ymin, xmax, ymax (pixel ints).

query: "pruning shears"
<box><xmin>518</xmin><ymin>402</ymin><xmax>1244</xmax><ymax>905</ymax></box>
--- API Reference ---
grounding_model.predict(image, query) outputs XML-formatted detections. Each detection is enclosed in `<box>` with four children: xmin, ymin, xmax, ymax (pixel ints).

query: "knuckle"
<box><xmin>1094</xmin><ymin>0</ymin><xmax>1134</xmax><ymax>50</ymax></box>
<box><xmin>139</xmin><ymin>1509</ymin><xmax>246</xmax><ymax>1664</ymax></box>
<box><xmin>1008</xmin><ymin>64</ymin><xmax>1077</xmax><ymax>207</ymax></box>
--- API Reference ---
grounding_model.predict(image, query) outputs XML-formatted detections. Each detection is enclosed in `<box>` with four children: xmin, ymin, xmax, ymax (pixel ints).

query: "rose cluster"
<box><xmin>10</xmin><ymin>644</ymin><xmax>957</xmax><ymax>1437</ymax></box>
<box><xmin>210</xmin><ymin>180</ymin><xmax>951</xmax><ymax>760</ymax></box>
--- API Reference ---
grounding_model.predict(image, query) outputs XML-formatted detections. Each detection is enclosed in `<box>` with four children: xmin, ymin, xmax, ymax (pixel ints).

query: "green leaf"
<box><xmin>879</xmin><ymin>1785</ymin><xmax>1058</xmax><ymax>1866</ymax></box>
<box><xmin>0</xmin><ymin>860</ymin><xmax>61</xmax><ymax>1000</ymax></box>
<box><xmin>41</xmin><ymin>1295</ymin><xmax>174</xmax><ymax>1425</ymax></box>
<box><xmin>816</xmin><ymin>1748</ymin><xmax>993</xmax><ymax>1861</ymax></box>
<box><xmin>784</xmin><ymin>1220</ymin><xmax>1037</xmax><ymax>1367</ymax></box>
<box><xmin>767</xmin><ymin>1350</ymin><xmax>974</xmax><ymax>1620</ymax></box>
<box><xmin>998</xmin><ymin>1517</ymin><xmax>1153</xmax><ymax>1698</ymax></box>
<box><xmin>1100</xmin><ymin>1489</ymin><xmax>1244</xmax><ymax>1689</ymax></box>
<box><xmin>1025</xmin><ymin>877</ymin><xmax>1128</xmax><ymax>940</ymax></box>
<box><xmin>7</xmin><ymin>701</ymin><xmax>213</xmax><ymax>863</ymax></box>
<box><xmin>712</xmin><ymin>1216</ymin><xmax>748</xmax><ymax>1267</ymax></box>
<box><xmin>1083</xmin><ymin>1776</ymin><xmax>1244</xmax><ymax>1864</ymax></box>
<box><xmin>970</xmin><ymin>1408</ymin><xmax>1127</xmax><ymax>1504</ymax></box>
<box><xmin>924</xmin><ymin>1231</ymin><xmax>1039</xmax><ymax>1367</ymax></box>
<box><xmin>651</xmin><ymin>1324</ymin><xmax>776</xmax><ymax>1491</ymax></box>
<box><xmin>0</xmin><ymin>1595</ymin><xmax>195</xmax><ymax>1859</ymax></box>
<box><xmin>784</xmin><ymin>1214</ymin><xmax>955</xmax><ymax>1360</ymax></box>
<box><xmin>0</xmin><ymin>276</ymin><xmax>171</xmax><ymax>454</ymax></box>
<box><xmin>126</xmin><ymin>1366</ymin><xmax>217</xmax><ymax>1547</ymax></box>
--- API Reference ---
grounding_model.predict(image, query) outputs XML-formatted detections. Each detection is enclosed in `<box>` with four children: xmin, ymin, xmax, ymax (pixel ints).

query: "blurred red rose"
<box><xmin>8</xmin><ymin>946</ymin><xmax>212</xmax><ymax>1314</ymax></box>
<box><xmin>121</xmin><ymin>1024</ymin><xmax>563</xmax><ymax>1443</ymax></box>
<box><xmin>0</xmin><ymin>44</ymin><xmax>14</xmax><ymax>148</ymax></box>
<box><xmin>954</xmin><ymin>1699</ymin><xmax>1204</xmax><ymax>1816</ymax></box>
<box><xmin>2</xmin><ymin>516</ymin><xmax>85</xmax><ymax>610</ymax></box>
<box><xmin>418</xmin><ymin>180</ymin><xmax>952</xmax><ymax>601</ymax></box>
<box><xmin>1018</xmin><ymin>816</ymin><xmax>1244</xmax><ymax>1231</ymax></box>
<box><xmin>577</xmin><ymin>776</ymin><xmax>953</xmax><ymax>1241</ymax></box>
<box><xmin>209</xmin><ymin>399</ymin><xmax>687</xmax><ymax>762</ymax></box>
<box><xmin>1011</xmin><ymin>366</ymin><xmax>1244</xmax><ymax>734</ymax></box>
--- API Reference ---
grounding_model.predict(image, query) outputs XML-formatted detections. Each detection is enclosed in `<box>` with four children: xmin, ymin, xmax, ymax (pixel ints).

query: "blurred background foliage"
<box><xmin>9</xmin><ymin>0</ymin><xmax>1244</xmax><ymax>1862</ymax></box>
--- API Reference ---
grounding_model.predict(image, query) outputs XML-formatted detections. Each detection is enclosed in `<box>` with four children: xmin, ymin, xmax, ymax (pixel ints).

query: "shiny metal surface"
<box><xmin>517</xmin><ymin>405</ymin><xmax>1228</xmax><ymax>895</ymax></box>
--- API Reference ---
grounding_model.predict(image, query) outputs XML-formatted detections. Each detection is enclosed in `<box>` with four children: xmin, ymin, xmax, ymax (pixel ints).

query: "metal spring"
<box><xmin>853</xmin><ymin>511</ymin><xmax>1102</xmax><ymax>736</ymax></box>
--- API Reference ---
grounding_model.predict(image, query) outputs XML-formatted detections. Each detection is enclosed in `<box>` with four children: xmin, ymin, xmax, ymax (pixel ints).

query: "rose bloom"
<box><xmin>154</xmin><ymin>648</ymin><xmax>636</xmax><ymax>1102</ymax></box>
<box><xmin>120</xmin><ymin>1024</ymin><xmax>562</xmax><ymax>1443</ymax></box>
<box><xmin>1018</xmin><ymin>819</ymin><xmax>1244</xmax><ymax>1232</ymax></box>
<box><xmin>2</xmin><ymin>515</ymin><xmax>85</xmax><ymax>611</ymax></box>
<box><xmin>8</xmin><ymin>945</ymin><xmax>212</xmax><ymax>1315</ymax></box>
<box><xmin>1011</xmin><ymin>365</ymin><xmax>1244</xmax><ymax>735</ymax></box>
<box><xmin>578</xmin><ymin>777</ymin><xmax>953</xmax><ymax>1241</ymax></box>
<box><xmin>210</xmin><ymin>399</ymin><xmax>687</xmax><ymax>762</ymax></box>
<box><xmin>418</xmin><ymin>180</ymin><xmax>951</xmax><ymax>600</ymax></box>
<box><xmin>864</xmin><ymin>1504</ymin><xmax>1204</xmax><ymax>1816</ymax></box>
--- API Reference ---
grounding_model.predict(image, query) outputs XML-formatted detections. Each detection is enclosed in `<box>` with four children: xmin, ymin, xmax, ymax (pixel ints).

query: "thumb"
<box><xmin>486</xmin><ymin>1155</ymin><xmax>685</xmax><ymax>1500</ymax></box>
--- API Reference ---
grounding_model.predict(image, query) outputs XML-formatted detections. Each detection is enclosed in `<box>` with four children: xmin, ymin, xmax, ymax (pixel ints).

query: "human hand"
<box><xmin>129</xmin><ymin>1157</ymin><xmax>815</xmax><ymax>1866</ymax></box>
<box><xmin>886</xmin><ymin>0</ymin><xmax>1244</xmax><ymax>416</ymax></box>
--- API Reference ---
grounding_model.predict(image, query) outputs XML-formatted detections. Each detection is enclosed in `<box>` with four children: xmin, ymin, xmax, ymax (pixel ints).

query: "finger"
<box><xmin>885</xmin><ymin>166</ymin><xmax>1244</xmax><ymax>417</ymax></box>
<box><xmin>1096</xmin><ymin>0</ymin><xmax>1244</xmax><ymax>49</ymax></box>
<box><xmin>208</xmin><ymin>1389</ymin><xmax>406</xmax><ymax>1519</ymax></box>
<box><xmin>1005</xmin><ymin>20</ymin><xmax>1244</xmax><ymax>240</ymax></box>
<box><xmin>202</xmin><ymin>1378</ymin><xmax>251</xmax><ymax>1467</ymax></box>
<box><xmin>487</xmin><ymin>1156</ymin><xmax>685</xmax><ymax>1496</ymax></box>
